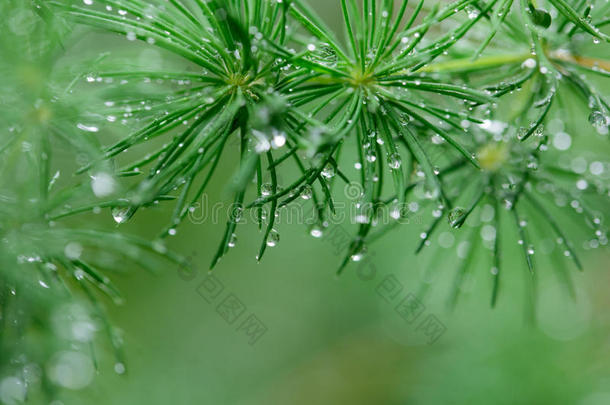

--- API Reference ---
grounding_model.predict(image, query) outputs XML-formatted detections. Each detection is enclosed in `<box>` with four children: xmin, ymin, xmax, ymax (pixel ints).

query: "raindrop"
<box><xmin>228</xmin><ymin>233</ymin><xmax>237</xmax><ymax>248</ymax></box>
<box><xmin>266</xmin><ymin>229</ymin><xmax>280</xmax><ymax>247</ymax></box>
<box><xmin>301</xmin><ymin>185</ymin><xmax>313</xmax><ymax>200</ymax></box>
<box><xmin>261</xmin><ymin>183</ymin><xmax>273</xmax><ymax>196</ymax></box>
<box><xmin>465</xmin><ymin>5</ymin><xmax>479</xmax><ymax>19</ymax></box>
<box><xmin>64</xmin><ymin>242</ymin><xmax>83</xmax><ymax>260</ymax></box>
<box><xmin>480</xmin><ymin>225</ymin><xmax>496</xmax><ymax>241</ymax></box>
<box><xmin>448</xmin><ymin>207</ymin><xmax>467</xmax><ymax>228</ymax></box>
<box><xmin>114</xmin><ymin>363</ymin><xmax>126</xmax><ymax>375</ymax></box>
<box><xmin>48</xmin><ymin>351</ymin><xmax>95</xmax><ymax>390</ymax></box>
<box><xmin>231</xmin><ymin>205</ymin><xmax>243</xmax><ymax>222</ymax></box>
<box><xmin>91</xmin><ymin>172</ymin><xmax>116</xmax><ymax>197</ymax></box>
<box><xmin>522</xmin><ymin>58</ymin><xmax>537</xmax><ymax>69</ymax></box>
<box><xmin>553</xmin><ymin>132</ymin><xmax>571</xmax><ymax>150</ymax></box>
<box><xmin>423</xmin><ymin>185</ymin><xmax>440</xmax><ymax>200</ymax></box>
<box><xmin>77</xmin><ymin>123</ymin><xmax>99</xmax><ymax>133</ymax></box>
<box><xmin>111</xmin><ymin>207</ymin><xmax>132</xmax><ymax>224</ymax></box>
<box><xmin>0</xmin><ymin>377</ymin><xmax>26</xmax><ymax>404</ymax></box>
<box><xmin>589</xmin><ymin>161</ymin><xmax>604</xmax><ymax>175</ymax></box>
<box><xmin>529</xmin><ymin>6</ymin><xmax>552</xmax><ymax>28</ymax></box>
<box><xmin>400</xmin><ymin>114</ymin><xmax>411</xmax><ymax>126</ymax></box>
<box><xmin>589</xmin><ymin>110</ymin><xmax>609</xmax><ymax>132</ymax></box>
<box><xmin>271</xmin><ymin>130</ymin><xmax>286</xmax><ymax>148</ymax></box>
<box><xmin>387</xmin><ymin>153</ymin><xmax>402</xmax><ymax>169</ymax></box>
<box><xmin>350</xmin><ymin>245</ymin><xmax>367</xmax><ymax>262</ymax></box>
<box><xmin>321</xmin><ymin>164</ymin><xmax>335</xmax><ymax>179</ymax></box>
<box><xmin>310</xmin><ymin>44</ymin><xmax>338</xmax><ymax>67</ymax></box>
<box><xmin>309</xmin><ymin>225</ymin><xmax>323</xmax><ymax>238</ymax></box>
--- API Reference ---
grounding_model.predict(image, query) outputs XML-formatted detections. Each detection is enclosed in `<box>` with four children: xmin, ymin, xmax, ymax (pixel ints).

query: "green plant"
<box><xmin>1</xmin><ymin>0</ymin><xmax>609</xmax><ymax>400</ymax></box>
<box><xmin>49</xmin><ymin>0</ymin><xmax>609</xmax><ymax>279</ymax></box>
<box><xmin>0</xmin><ymin>1</ymin><xmax>186</xmax><ymax>400</ymax></box>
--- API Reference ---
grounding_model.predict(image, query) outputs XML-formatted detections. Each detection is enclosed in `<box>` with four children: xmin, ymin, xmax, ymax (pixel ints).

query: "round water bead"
<box><xmin>266</xmin><ymin>229</ymin><xmax>280</xmax><ymax>247</ymax></box>
<box><xmin>387</xmin><ymin>152</ymin><xmax>402</xmax><ymax>169</ymax></box>
<box><xmin>448</xmin><ymin>207</ymin><xmax>467</xmax><ymax>228</ymax></box>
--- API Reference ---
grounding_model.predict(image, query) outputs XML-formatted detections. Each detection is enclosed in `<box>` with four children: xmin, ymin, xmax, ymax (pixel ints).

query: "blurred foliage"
<box><xmin>0</xmin><ymin>1</ymin><xmax>184</xmax><ymax>402</ymax></box>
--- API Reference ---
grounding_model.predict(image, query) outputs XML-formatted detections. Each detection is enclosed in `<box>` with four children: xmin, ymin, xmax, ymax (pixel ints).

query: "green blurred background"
<box><xmin>7</xmin><ymin>1</ymin><xmax>610</xmax><ymax>404</ymax></box>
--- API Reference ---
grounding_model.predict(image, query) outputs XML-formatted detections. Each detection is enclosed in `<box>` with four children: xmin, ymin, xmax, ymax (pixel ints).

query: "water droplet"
<box><xmin>480</xmin><ymin>225</ymin><xmax>496</xmax><ymax>241</ymax></box>
<box><xmin>111</xmin><ymin>207</ymin><xmax>132</xmax><ymax>224</ymax></box>
<box><xmin>231</xmin><ymin>205</ymin><xmax>243</xmax><ymax>222</ymax></box>
<box><xmin>266</xmin><ymin>229</ymin><xmax>280</xmax><ymax>247</ymax></box>
<box><xmin>398</xmin><ymin>114</ymin><xmax>411</xmax><ymax>126</ymax></box>
<box><xmin>64</xmin><ymin>242</ymin><xmax>83</xmax><ymax>260</ymax></box>
<box><xmin>528</xmin><ymin>6</ymin><xmax>552</xmax><ymax>28</ymax></box>
<box><xmin>309</xmin><ymin>225</ymin><xmax>323</xmax><ymax>238</ymax></box>
<box><xmin>309</xmin><ymin>44</ymin><xmax>338</xmax><ymax>67</ymax></box>
<box><xmin>387</xmin><ymin>153</ymin><xmax>402</xmax><ymax>169</ymax></box>
<box><xmin>423</xmin><ymin>184</ymin><xmax>440</xmax><ymax>200</ymax></box>
<box><xmin>465</xmin><ymin>5</ymin><xmax>480</xmax><ymax>18</ymax></box>
<box><xmin>74</xmin><ymin>269</ymin><xmax>85</xmax><ymax>280</ymax></box>
<box><xmin>553</xmin><ymin>132</ymin><xmax>571</xmax><ymax>150</ymax></box>
<box><xmin>522</xmin><ymin>58</ymin><xmax>537</xmax><ymax>69</ymax></box>
<box><xmin>589</xmin><ymin>110</ymin><xmax>609</xmax><ymax>133</ymax></box>
<box><xmin>0</xmin><ymin>377</ymin><xmax>26</xmax><ymax>404</ymax></box>
<box><xmin>589</xmin><ymin>161</ymin><xmax>604</xmax><ymax>175</ymax></box>
<box><xmin>91</xmin><ymin>172</ymin><xmax>116</xmax><ymax>197</ymax></box>
<box><xmin>261</xmin><ymin>183</ymin><xmax>273</xmax><ymax>196</ymax></box>
<box><xmin>350</xmin><ymin>245</ymin><xmax>367</xmax><ymax>262</ymax></box>
<box><xmin>321</xmin><ymin>164</ymin><xmax>335</xmax><ymax>179</ymax></box>
<box><xmin>48</xmin><ymin>351</ymin><xmax>95</xmax><ymax>390</ymax></box>
<box><xmin>390</xmin><ymin>204</ymin><xmax>402</xmax><ymax>220</ymax></box>
<box><xmin>228</xmin><ymin>233</ymin><xmax>237</xmax><ymax>248</ymax></box>
<box><xmin>301</xmin><ymin>185</ymin><xmax>313</xmax><ymax>200</ymax></box>
<box><xmin>77</xmin><ymin>123</ymin><xmax>99</xmax><ymax>133</ymax></box>
<box><xmin>448</xmin><ymin>207</ymin><xmax>467</xmax><ymax>228</ymax></box>
<box><xmin>114</xmin><ymin>362</ymin><xmax>126</xmax><ymax>375</ymax></box>
<box><xmin>271</xmin><ymin>129</ymin><xmax>286</xmax><ymax>148</ymax></box>
<box><xmin>354</xmin><ymin>213</ymin><xmax>370</xmax><ymax>224</ymax></box>
<box><xmin>253</xmin><ymin>130</ymin><xmax>271</xmax><ymax>153</ymax></box>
